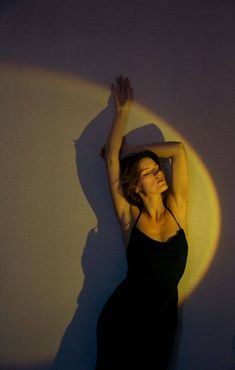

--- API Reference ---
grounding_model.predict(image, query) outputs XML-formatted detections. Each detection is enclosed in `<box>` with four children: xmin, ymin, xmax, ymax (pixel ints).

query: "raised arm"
<box><xmin>105</xmin><ymin>76</ymin><xmax>133</xmax><ymax>231</ymax></box>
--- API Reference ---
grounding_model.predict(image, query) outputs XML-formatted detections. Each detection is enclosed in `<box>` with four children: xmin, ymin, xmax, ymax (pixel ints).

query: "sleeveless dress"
<box><xmin>95</xmin><ymin>207</ymin><xmax>188</xmax><ymax>370</ymax></box>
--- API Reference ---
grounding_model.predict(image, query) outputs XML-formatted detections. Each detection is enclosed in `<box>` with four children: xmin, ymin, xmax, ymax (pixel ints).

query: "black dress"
<box><xmin>95</xmin><ymin>207</ymin><xmax>188</xmax><ymax>370</ymax></box>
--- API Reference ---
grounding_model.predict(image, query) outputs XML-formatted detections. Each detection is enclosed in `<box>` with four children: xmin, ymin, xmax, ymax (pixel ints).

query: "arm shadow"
<box><xmin>51</xmin><ymin>100</ymin><xmax>180</xmax><ymax>370</ymax></box>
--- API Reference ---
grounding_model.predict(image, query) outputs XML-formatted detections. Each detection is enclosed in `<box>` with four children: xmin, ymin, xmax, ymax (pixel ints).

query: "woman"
<box><xmin>95</xmin><ymin>76</ymin><xmax>188</xmax><ymax>370</ymax></box>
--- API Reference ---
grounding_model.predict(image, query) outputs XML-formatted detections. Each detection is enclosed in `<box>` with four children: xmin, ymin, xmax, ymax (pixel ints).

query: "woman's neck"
<box><xmin>142</xmin><ymin>194</ymin><xmax>166</xmax><ymax>221</ymax></box>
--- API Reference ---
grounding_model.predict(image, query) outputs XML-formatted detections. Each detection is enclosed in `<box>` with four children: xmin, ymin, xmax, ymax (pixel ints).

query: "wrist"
<box><xmin>115</xmin><ymin>105</ymin><xmax>131</xmax><ymax>117</ymax></box>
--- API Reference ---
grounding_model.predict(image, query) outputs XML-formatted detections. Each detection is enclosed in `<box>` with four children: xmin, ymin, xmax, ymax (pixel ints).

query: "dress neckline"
<box><xmin>134</xmin><ymin>226</ymin><xmax>183</xmax><ymax>244</ymax></box>
<box><xmin>132</xmin><ymin>206</ymin><xmax>183</xmax><ymax>244</ymax></box>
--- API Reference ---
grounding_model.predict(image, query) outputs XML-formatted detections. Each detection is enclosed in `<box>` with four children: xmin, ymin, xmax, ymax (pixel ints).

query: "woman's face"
<box><xmin>136</xmin><ymin>157</ymin><xmax>168</xmax><ymax>195</ymax></box>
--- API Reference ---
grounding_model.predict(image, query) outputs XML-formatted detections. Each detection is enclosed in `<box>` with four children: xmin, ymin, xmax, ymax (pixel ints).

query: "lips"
<box><xmin>156</xmin><ymin>180</ymin><xmax>165</xmax><ymax>185</ymax></box>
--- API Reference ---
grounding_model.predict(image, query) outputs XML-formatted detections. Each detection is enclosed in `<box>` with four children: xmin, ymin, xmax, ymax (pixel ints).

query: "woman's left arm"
<box><xmin>123</xmin><ymin>141</ymin><xmax>188</xmax><ymax>208</ymax></box>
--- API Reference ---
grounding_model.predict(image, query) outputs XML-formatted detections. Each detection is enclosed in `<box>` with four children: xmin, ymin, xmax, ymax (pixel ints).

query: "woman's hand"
<box><xmin>111</xmin><ymin>76</ymin><xmax>133</xmax><ymax>115</ymax></box>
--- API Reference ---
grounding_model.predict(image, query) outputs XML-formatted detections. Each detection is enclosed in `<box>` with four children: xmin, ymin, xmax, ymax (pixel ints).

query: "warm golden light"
<box><xmin>128</xmin><ymin>106</ymin><xmax>221</xmax><ymax>303</ymax></box>
<box><xmin>0</xmin><ymin>64</ymin><xmax>220</xmax><ymax>366</ymax></box>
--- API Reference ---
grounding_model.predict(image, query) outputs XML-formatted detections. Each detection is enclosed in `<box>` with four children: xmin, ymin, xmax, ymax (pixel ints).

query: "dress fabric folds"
<box><xmin>95</xmin><ymin>208</ymin><xmax>188</xmax><ymax>370</ymax></box>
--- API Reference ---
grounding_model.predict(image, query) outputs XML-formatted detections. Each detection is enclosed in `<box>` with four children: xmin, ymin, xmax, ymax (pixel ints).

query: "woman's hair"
<box><xmin>119</xmin><ymin>150</ymin><xmax>164</xmax><ymax>208</ymax></box>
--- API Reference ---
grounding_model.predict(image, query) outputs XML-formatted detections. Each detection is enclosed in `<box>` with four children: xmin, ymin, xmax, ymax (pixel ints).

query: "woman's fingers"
<box><xmin>117</xmin><ymin>75</ymin><xmax>124</xmax><ymax>93</ymax></box>
<box><xmin>125</xmin><ymin>77</ymin><xmax>133</xmax><ymax>99</ymax></box>
<box><xmin>111</xmin><ymin>76</ymin><xmax>133</xmax><ymax>108</ymax></box>
<box><xmin>112</xmin><ymin>75</ymin><xmax>131</xmax><ymax>93</ymax></box>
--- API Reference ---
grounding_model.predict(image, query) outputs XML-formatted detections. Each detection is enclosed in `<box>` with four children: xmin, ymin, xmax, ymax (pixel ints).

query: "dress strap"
<box><xmin>133</xmin><ymin>208</ymin><xmax>143</xmax><ymax>229</ymax></box>
<box><xmin>165</xmin><ymin>206</ymin><xmax>182</xmax><ymax>229</ymax></box>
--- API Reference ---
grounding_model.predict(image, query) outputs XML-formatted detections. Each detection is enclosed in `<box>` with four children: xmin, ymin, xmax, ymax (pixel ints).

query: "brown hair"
<box><xmin>119</xmin><ymin>150</ymin><xmax>164</xmax><ymax>208</ymax></box>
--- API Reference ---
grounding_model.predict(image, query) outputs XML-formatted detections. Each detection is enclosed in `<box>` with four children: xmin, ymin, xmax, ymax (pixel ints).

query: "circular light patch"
<box><xmin>0</xmin><ymin>64</ymin><xmax>220</xmax><ymax>366</ymax></box>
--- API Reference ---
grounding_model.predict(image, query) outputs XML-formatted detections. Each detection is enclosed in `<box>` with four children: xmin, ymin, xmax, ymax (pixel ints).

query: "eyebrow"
<box><xmin>139</xmin><ymin>164</ymin><xmax>159</xmax><ymax>173</ymax></box>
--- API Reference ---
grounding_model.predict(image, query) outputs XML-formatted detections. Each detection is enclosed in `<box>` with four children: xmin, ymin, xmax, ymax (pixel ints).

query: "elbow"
<box><xmin>171</xmin><ymin>142</ymin><xmax>186</xmax><ymax>160</ymax></box>
<box><xmin>177</xmin><ymin>142</ymin><xmax>185</xmax><ymax>150</ymax></box>
<box><xmin>177</xmin><ymin>142</ymin><xmax>186</xmax><ymax>154</ymax></box>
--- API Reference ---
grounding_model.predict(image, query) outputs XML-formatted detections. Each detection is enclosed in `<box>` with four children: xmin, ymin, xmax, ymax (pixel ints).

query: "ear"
<box><xmin>134</xmin><ymin>187</ymin><xmax>139</xmax><ymax>193</ymax></box>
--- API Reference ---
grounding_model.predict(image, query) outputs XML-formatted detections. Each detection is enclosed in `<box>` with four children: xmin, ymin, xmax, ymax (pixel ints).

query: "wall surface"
<box><xmin>0</xmin><ymin>1</ymin><xmax>235</xmax><ymax>370</ymax></box>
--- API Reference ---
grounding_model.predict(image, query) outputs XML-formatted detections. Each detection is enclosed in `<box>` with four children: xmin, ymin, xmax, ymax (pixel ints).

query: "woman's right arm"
<box><xmin>105</xmin><ymin>76</ymin><xmax>133</xmax><ymax>231</ymax></box>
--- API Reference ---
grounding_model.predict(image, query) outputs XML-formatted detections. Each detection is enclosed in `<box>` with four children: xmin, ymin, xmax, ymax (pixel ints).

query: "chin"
<box><xmin>160</xmin><ymin>183</ymin><xmax>168</xmax><ymax>193</ymax></box>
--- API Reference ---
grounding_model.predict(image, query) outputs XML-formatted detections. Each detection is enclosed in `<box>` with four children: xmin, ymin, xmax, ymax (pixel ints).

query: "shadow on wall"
<box><xmin>51</xmin><ymin>98</ymin><xmax>184</xmax><ymax>370</ymax></box>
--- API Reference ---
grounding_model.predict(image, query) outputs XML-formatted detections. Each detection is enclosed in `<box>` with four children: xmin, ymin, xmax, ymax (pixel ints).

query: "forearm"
<box><xmin>106</xmin><ymin>108</ymin><xmax>130</xmax><ymax>160</ymax></box>
<box><xmin>105</xmin><ymin>76</ymin><xmax>133</xmax><ymax>161</ymax></box>
<box><xmin>124</xmin><ymin>141</ymin><xmax>185</xmax><ymax>159</ymax></box>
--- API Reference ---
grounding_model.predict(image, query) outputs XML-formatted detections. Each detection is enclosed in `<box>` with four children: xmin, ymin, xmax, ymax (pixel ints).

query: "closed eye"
<box><xmin>141</xmin><ymin>165</ymin><xmax>160</xmax><ymax>176</ymax></box>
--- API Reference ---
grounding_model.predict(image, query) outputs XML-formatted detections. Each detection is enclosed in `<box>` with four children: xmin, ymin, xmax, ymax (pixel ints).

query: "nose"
<box><xmin>153</xmin><ymin>168</ymin><xmax>161</xmax><ymax>177</ymax></box>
